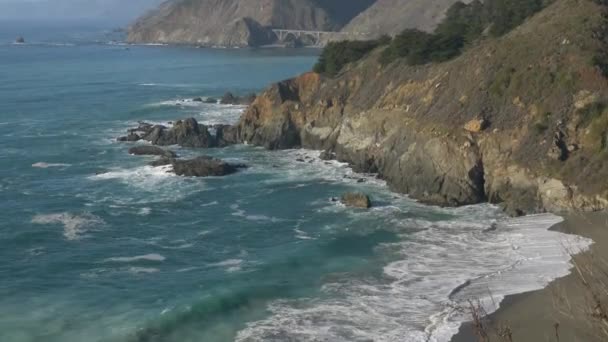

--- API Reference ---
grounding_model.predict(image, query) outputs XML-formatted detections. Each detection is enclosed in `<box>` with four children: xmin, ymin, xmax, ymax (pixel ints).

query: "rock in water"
<box><xmin>15</xmin><ymin>36</ymin><xmax>25</xmax><ymax>44</ymax></box>
<box><xmin>340</xmin><ymin>192</ymin><xmax>372</xmax><ymax>208</ymax></box>
<box><xmin>171</xmin><ymin>156</ymin><xmax>246</xmax><ymax>177</ymax></box>
<box><xmin>128</xmin><ymin>146</ymin><xmax>177</xmax><ymax>158</ymax></box>
<box><xmin>142</xmin><ymin>118</ymin><xmax>214</xmax><ymax>148</ymax></box>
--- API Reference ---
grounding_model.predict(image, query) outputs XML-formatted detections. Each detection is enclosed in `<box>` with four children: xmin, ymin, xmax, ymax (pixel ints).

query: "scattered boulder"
<box><xmin>340</xmin><ymin>192</ymin><xmax>372</xmax><ymax>209</ymax></box>
<box><xmin>464</xmin><ymin>118</ymin><xmax>487</xmax><ymax>133</ymax></box>
<box><xmin>128</xmin><ymin>146</ymin><xmax>177</xmax><ymax>158</ymax></box>
<box><xmin>172</xmin><ymin>156</ymin><xmax>246</xmax><ymax>177</ymax></box>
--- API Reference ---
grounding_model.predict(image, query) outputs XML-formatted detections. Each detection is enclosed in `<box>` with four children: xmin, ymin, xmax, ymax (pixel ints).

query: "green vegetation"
<box><xmin>313</xmin><ymin>37</ymin><xmax>390</xmax><ymax>76</ymax></box>
<box><xmin>380</xmin><ymin>0</ymin><xmax>549</xmax><ymax>66</ymax></box>
<box><xmin>314</xmin><ymin>0</ymin><xmax>552</xmax><ymax>76</ymax></box>
<box><xmin>532</xmin><ymin>112</ymin><xmax>552</xmax><ymax>134</ymax></box>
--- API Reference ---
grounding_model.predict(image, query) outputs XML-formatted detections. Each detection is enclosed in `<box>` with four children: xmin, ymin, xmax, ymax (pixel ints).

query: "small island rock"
<box><xmin>340</xmin><ymin>192</ymin><xmax>372</xmax><ymax>209</ymax></box>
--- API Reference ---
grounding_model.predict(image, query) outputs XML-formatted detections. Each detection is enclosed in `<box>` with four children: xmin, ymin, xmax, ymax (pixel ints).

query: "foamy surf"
<box><xmin>235</xmin><ymin>212</ymin><xmax>592</xmax><ymax>342</ymax></box>
<box><xmin>31</xmin><ymin>212</ymin><xmax>104</xmax><ymax>241</ymax></box>
<box><xmin>103</xmin><ymin>254</ymin><xmax>166</xmax><ymax>263</ymax></box>
<box><xmin>146</xmin><ymin>98</ymin><xmax>246</xmax><ymax>125</ymax></box>
<box><xmin>32</xmin><ymin>162</ymin><xmax>71</xmax><ymax>169</ymax></box>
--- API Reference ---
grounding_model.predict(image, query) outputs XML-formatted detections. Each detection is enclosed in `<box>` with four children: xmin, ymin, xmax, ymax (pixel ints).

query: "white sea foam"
<box><xmin>235</xmin><ymin>212</ymin><xmax>592</xmax><ymax>342</ymax></box>
<box><xmin>258</xmin><ymin>149</ymin><xmax>386</xmax><ymax>188</ymax></box>
<box><xmin>128</xmin><ymin>267</ymin><xmax>160</xmax><ymax>275</ymax></box>
<box><xmin>31</xmin><ymin>213</ymin><xmax>104</xmax><ymax>241</ymax></box>
<box><xmin>209</xmin><ymin>259</ymin><xmax>244</xmax><ymax>273</ymax></box>
<box><xmin>103</xmin><ymin>254</ymin><xmax>166</xmax><ymax>263</ymax></box>
<box><xmin>90</xmin><ymin>165</ymin><xmax>174</xmax><ymax>189</ymax></box>
<box><xmin>197</xmin><ymin>104</ymin><xmax>246</xmax><ymax>126</ymax></box>
<box><xmin>138</xmin><ymin>207</ymin><xmax>152</xmax><ymax>216</ymax></box>
<box><xmin>230</xmin><ymin>204</ymin><xmax>284</xmax><ymax>223</ymax></box>
<box><xmin>32</xmin><ymin>162</ymin><xmax>71</xmax><ymax>169</ymax></box>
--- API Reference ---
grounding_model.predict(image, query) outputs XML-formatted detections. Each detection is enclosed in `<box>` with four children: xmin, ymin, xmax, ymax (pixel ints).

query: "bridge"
<box><xmin>271</xmin><ymin>29</ymin><xmax>368</xmax><ymax>47</ymax></box>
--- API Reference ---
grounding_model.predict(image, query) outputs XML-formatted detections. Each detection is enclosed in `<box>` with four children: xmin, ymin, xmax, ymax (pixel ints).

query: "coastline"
<box><xmin>452</xmin><ymin>211</ymin><xmax>608</xmax><ymax>342</ymax></box>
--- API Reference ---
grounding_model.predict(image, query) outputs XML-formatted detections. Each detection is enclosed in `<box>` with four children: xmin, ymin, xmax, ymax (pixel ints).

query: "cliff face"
<box><xmin>127</xmin><ymin>0</ymin><xmax>374</xmax><ymax>46</ymax></box>
<box><xmin>237</xmin><ymin>0</ymin><xmax>608</xmax><ymax>214</ymax></box>
<box><xmin>341</xmin><ymin>0</ymin><xmax>465</xmax><ymax>36</ymax></box>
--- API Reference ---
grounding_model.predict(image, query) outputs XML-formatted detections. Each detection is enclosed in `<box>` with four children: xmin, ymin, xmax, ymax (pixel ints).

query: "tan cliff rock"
<box><xmin>236</xmin><ymin>0</ymin><xmax>608</xmax><ymax>214</ymax></box>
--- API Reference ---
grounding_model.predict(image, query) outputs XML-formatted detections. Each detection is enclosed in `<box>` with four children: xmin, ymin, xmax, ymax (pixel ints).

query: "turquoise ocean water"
<box><xmin>0</xmin><ymin>23</ymin><xmax>592</xmax><ymax>342</ymax></box>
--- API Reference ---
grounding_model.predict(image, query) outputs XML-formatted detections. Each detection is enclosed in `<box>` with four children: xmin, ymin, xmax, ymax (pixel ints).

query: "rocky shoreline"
<box><xmin>227</xmin><ymin>0</ymin><xmax>608</xmax><ymax>215</ymax></box>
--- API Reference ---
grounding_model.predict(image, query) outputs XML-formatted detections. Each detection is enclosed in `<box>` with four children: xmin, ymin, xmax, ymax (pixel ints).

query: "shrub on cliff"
<box><xmin>380</xmin><ymin>0</ymin><xmax>550</xmax><ymax>66</ymax></box>
<box><xmin>313</xmin><ymin>36</ymin><xmax>390</xmax><ymax>76</ymax></box>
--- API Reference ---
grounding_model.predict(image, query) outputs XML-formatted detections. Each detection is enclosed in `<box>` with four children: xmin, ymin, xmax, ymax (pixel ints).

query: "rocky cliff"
<box><xmin>127</xmin><ymin>0</ymin><xmax>374</xmax><ymax>46</ymax></box>
<box><xmin>236</xmin><ymin>0</ymin><xmax>608</xmax><ymax>215</ymax></box>
<box><xmin>341</xmin><ymin>0</ymin><xmax>465</xmax><ymax>36</ymax></box>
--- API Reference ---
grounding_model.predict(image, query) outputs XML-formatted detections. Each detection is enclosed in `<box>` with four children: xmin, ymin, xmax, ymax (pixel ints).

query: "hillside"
<box><xmin>126</xmin><ymin>0</ymin><xmax>374</xmax><ymax>46</ymax></box>
<box><xmin>236</xmin><ymin>0</ymin><xmax>608</xmax><ymax>215</ymax></box>
<box><xmin>342</xmin><ymin>0</ymin><xmax>465</xmax><ymax>36</ymax></box>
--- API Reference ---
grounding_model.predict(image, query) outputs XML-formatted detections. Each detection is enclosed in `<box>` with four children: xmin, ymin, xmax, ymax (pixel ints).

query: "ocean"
<box><xmin>0</xmin><ymin>23</ymin><xmax>592</xmax><ymax>342</ymax></box>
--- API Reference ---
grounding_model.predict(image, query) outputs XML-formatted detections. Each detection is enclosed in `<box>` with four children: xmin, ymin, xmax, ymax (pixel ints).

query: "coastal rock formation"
<box><xmin>171</xmin><ymin>156</ymin><xmax>246</xmax><ymax>177</ymax></box>
<box><xmin>236</xmin><ymin>0</ymin><xmax>608</xmax><ymax>214</ymax></box>
<box><xmin>128</xmin><ymin>146</ymin><xmax>177</xmax><ymax>158</ymax></box>
<box><xmin>118</xmin><ymin>119</ymin><xmax>240</xmax><ymax>149</ymax></box>
<box><xmin>341</xmin><ymin>192</ymin><xmax>372</xmax><ymax>208</ymax></box>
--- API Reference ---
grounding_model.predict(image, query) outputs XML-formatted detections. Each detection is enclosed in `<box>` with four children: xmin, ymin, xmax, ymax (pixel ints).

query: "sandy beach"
<box><xmin>452</xmin><ymin>212</ymin><xmax>608</xmax><ymax>342</ymax></box>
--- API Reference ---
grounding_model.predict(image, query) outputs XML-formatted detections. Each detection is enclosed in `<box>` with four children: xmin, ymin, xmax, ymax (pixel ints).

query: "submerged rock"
<box><xmin>128</xmin><ymin>146</ymin><xmax>177</xmax><ymax>158</ymax></box>
<box><xmin>341</xmin><ymin>192</ymin><xmax>372</xmax><ymax>209</ymax></box>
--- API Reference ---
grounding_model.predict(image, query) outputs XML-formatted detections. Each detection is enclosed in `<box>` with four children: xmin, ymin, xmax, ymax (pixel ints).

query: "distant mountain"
<box><xmin>342</xmin><ymin>0</ymin><xmax>468</xmax><ymax>36</ymax></box>
<box><xmin>127</xmin><ymin>0</ymin><xmax>374</xmax><ymax>46</ymax></box>
<box><xmin>127</xmin><ymin>0</ymin><xmax>461</xmax><ymax>47</ymax></box>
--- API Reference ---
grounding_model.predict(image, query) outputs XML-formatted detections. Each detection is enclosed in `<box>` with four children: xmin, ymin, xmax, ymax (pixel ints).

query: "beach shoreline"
<box><xmin>452</xmin><ymin>211</ymin><xmax>608</xmax><ymax>342</ymax></box>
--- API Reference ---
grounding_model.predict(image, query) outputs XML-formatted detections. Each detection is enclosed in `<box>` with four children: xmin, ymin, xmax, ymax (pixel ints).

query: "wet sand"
<box><xmin>452</xmin><ymin>211</ymin><xmax>608</xmax><ymax>342</ymax></box>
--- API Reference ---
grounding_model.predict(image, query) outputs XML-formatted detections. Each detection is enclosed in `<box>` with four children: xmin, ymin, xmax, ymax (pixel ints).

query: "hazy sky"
<box><xmin>0</xmin><ymin>0</ymin><xmax>165</xmax><ymax>23</ymax></box>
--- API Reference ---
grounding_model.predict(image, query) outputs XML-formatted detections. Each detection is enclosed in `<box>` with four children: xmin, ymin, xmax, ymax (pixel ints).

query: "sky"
<box><xmin>0</xmin><ymin>0</ymin><xmax>166</xmax><ymax>24</ymax></box>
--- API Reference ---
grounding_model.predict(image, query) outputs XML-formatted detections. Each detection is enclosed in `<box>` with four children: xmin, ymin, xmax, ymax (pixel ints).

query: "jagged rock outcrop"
<box><xmin>118</xmin><ymin>118</ymin><xmax>239</xmax><ymax>148</ymax></box>
<box><xmin>236</xmin><ymin>0</ymin><xmax>608</xmax><ymax>214</ymax></box>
